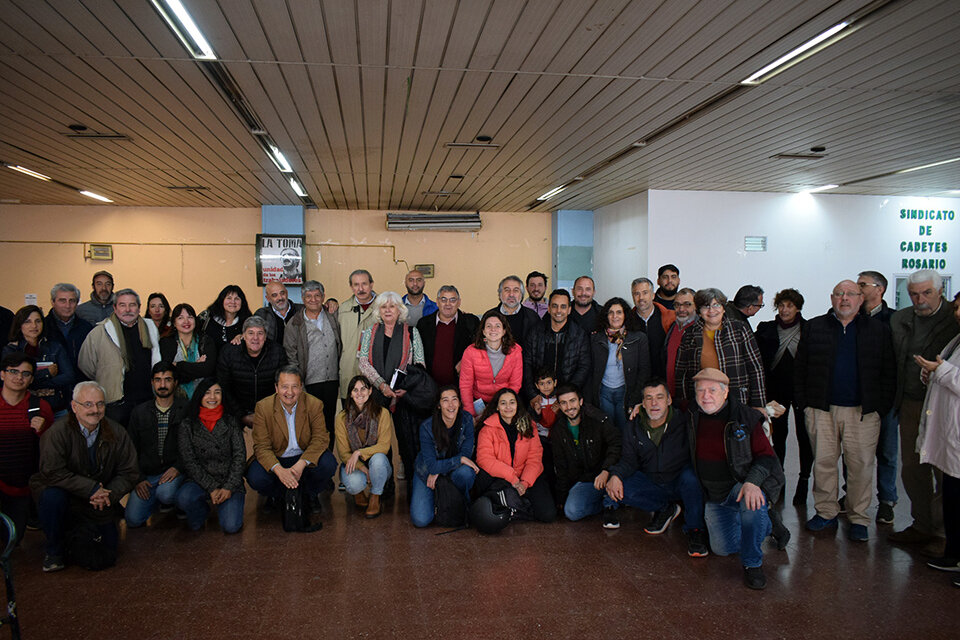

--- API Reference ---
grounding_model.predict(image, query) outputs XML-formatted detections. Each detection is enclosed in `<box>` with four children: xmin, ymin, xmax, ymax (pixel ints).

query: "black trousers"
<box><xmin>473</xmin><ymin>469</ymin><xmax>557</xmax><ymax>523</ymax></box>
<box><xmin>305</xmin><ymin>380</ymin><xmax>339</xmax><ymax>450</ymax></box>
<box><xmin>944</xmin><ymin>473</ymin><xmax>960</xmax><ymax>558</ymax></box>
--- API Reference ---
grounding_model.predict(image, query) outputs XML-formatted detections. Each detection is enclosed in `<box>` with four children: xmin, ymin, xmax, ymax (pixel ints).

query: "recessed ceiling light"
<box><xmin>80</xmin><ymin>190</ymin><xmax>113</xmax><ymax>203</ymax></box>
<box><xmin>742</xmin><ymin>21</ymin><xmax>850</xmax><ymax>85</ymax></box>
<box><xmin>67</xmin><ymin>124</ymin><xmax>88</xmax><ymax>132</ymax></box>
<box><xmin>288</xmin><ymin>178</ymin><xmax>307</xmax><ymax>197</ymax></box>
<box><xmin>801</xmin><ymin>184</ymin><xmax>838</xmax><ymax>194</ymax></box>
<box><xmin>6</xmin><ymin>164</ymin><xmax>51</xmax><ymax>181</ymax></box>
<box><xmin>537</xmin><ymin>185</ymin><xmax>567</xmax><ymax>201</ymax></box>
<box><xmin>810</xmin><ymin>146</ymin><xmax>826</xmax><ymax>153</ymax></box>
<box><xmin>475</xmin><ymin>135</ymin><xmax>493</xmax><ymax>142</ymax></box>
<box><xmin>267</xmin><ymin>145</ymin><xmax>293</xmax><ymax>172</ymax></box>
<box><xmin>150</xmin><ymin>0</ymin><xmax>217</xmax><ymax>60</ymax></box>
<box><xmin>895</xmin><ymin>156</ymin><xmax>960</xmax><ymax>174</ymax></box>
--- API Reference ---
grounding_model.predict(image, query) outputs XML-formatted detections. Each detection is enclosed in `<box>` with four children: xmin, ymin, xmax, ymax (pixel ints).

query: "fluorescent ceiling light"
<box><xmin>268</xmin><ymin>145</ymin><xmax>293</xmax><ymax>172</ymax></box>
<box><xmin>802</xmin><ymin>184</ymin><xmax>839</xmax><ymax>194</ymax></box>
<box><xmin>151</xmin><ymin>0</ymin><xmax>217</xmax><ymax>60</ymax></box>
<box><xmin>895</xmin><ymin>157</ymin><xmax>960</xmax><ymax>174</ymax></box>
<box><xmin>80</xmin><ymin>190</ymin><xmax>113</xmax><ymax>203</ymax></box>
<box><xmin>742</xmin><ymin>21</ymin><xmax>849</xmax><ymax>85</ymax></box>
<box><xmin>289</xmin><ymin>178</ymin><xmax>307</xmax><ymax>198</ymax></box>
<box><xmin>6</xmin><ymin>164</ymin><xmax>51</xmax><ymax>181</ymax></box>
<box><xmin>537</xmin><ymin>185</ymin><xmax>567</xmax><ymax>201</ymax></box>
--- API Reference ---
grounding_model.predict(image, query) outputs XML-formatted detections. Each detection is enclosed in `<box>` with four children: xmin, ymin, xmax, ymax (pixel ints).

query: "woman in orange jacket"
<box><xmin>474</xmin><ymin>388</ymin><xmax>556</xmax><ymax>523</ymax></box>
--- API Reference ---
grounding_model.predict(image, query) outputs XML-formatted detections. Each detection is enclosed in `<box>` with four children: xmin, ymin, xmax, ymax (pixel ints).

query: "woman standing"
<box><xmin>459</xmin><ymin>310</ymin><xmax>523</xmax><ymax>418</ymax></box>
<box><xmin>916</xmin><ymin>292</ymin><xmax>960</xmax><ymax>585</ymax></box>
<box><xmin>755</xmin><ymin>288</ymin><xmax>812</xmax><ymax>504</ymax></box>
<box><xmin>3</xmin><ymin>305</ymin><xmax>75</xmax><ymax>413</ymax></box>
<box><xmin>159</xmin><ymin>303</ymin><xmax>215</xmax><ymax>399</ymax></box>
<box><xmin>176</xmin><ymin>378</ymin><xmax>245</xmax><ymax>533</ymax></box>
<box><xmin>474</xmin><ymin>388</ymin><xmax>556</xmax><ymax>523</ymax></box>
<box><xmin>411</xmin><ymin>386</ymin><xmax>478</xmax><ymax>527</ymax></box>
<box><xmin>588</xmin><ymin>297</ymin><xmax>650</xmax><ymax>431</ymax></box>
<box><xmin>145</xmin><ymin>292</ymin><xmax>173</xmax><ymax>339</ymax></box>
<box><xmin>334</xmin><ymin>376</ymin><xmax>394</xmax><ymax>519</ymax></box>
<box><xmin>202</xmin><ymin>285</ymin><xmax>252</xmax><ymax>346</ymax></box>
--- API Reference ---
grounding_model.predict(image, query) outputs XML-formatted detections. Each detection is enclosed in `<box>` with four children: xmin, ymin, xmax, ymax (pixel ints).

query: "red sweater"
<box><xmin>476</xmin><ymin>414</ymin><xmax>543</xmax><ymax>487</ymax></box>
<box><xmin>459</xmin><ymin>344</ymin><xmax>523</xmax><ymax>416</ymax></box>
<box><xmin>0</xmin><ymin>392</ymin><xmax>54</xmax><ymax>495</ymax></box>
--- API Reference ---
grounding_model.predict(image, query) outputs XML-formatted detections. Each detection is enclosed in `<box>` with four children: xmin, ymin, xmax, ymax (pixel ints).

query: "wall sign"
<box><xmin>898</xmin><ymin>208</ymin><xmax>954</xmax><ymax>270</ymax></box>
<box><xmin>256</xmin><ymin>234</ymin><xmax>305</xmax><ymax>285</ymax></box>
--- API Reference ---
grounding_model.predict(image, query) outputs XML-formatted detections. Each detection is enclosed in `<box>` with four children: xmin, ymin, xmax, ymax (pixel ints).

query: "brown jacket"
<box><xmin>30</xmin><ymin>414</ymin><xmax>139</xmax><ymax>521</ymax></box>
<box><xmin>252</xmin><ymin>393</ymin><xmax>329</xmax><ymax>471</ymax></box>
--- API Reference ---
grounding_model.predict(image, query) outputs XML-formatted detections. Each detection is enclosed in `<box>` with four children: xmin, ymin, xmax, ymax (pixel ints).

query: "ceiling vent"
<box><xmin>386</xmin><ymin>212</ymin><xmax>481</xmax><ymax>231</ymax></box>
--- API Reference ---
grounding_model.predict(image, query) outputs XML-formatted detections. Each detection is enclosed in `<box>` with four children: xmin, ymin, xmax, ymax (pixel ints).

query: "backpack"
<box><xmin>282</xmin><ymin>486</ymin><xmax>323</xmax><ymax>533</ymax></box>
<box><xmin>433</xmin><ymin>474</ymin><xmax>467</xmax><ymax>528</ymax></box>
<box><xmin>65</xmin><ymin>518</ymin><xmax>116</xmax><ymax>571</ymax></box>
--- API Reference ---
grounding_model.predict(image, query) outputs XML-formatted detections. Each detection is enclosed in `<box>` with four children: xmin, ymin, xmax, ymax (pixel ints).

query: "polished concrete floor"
<box><xmin>5</xmin><ymin>439</ymin><xmax>958</xmax><ymax>639</ymax></box>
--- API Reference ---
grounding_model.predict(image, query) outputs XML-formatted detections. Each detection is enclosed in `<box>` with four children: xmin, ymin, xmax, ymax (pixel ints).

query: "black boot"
<box><xmin>792</xmin><ymin>477</ymin><xmax>808</xmax><ymax>506</ymax></box>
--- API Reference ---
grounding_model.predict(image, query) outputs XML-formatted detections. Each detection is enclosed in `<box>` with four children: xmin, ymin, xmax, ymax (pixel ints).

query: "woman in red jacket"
<box><xmin>459</xmin><ymin>311</ymin><xmax>523</xmax><ymax>418</ymax></box>
<box><xmin>474</xmin><ymin>388</ymin><xmax>556</xmax><ymax>523</ymax></box>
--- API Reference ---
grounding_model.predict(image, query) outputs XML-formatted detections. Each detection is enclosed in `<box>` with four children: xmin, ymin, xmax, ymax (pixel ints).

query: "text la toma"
<box><xmin>261</xmin><ymin>237</ymin><xmax>302</xmax><ymax>248</ymax></box>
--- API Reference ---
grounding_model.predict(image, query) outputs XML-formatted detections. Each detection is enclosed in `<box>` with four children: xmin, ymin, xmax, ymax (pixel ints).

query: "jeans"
<box><xmin>245</xmin><ymin>451</ymin><xmax>338</xmax><ymax>499</ymax></box>
<box><xmin>175</xmin><ymin>481</ymin><xmax>245</xmax><ymax>533</ymax></box>
<box><xmin>564</xmin><ymin>481</ymin><xmax>605</xmax><ymax>521</ymax></box>
<box><xmin>605</xmin><ymin>465</ymin><xmax>705</xmax><ymax>530</ymax></box>
<box><xmin>341</xmin><ymin>452</ymin><xmax>392</xmax><ymax>496</ymax></box>
<box><xmin>876</xmin><ymin>408</ymin><xmax>899</xmax><ymax>504</ymax></box>
<box><xmin>598</xmin><ymin>384</ymin><xmax>627</xmax><ymax>433</ymax></box>
<box><xmin>38</xmin><ymin>487</ymin><xmax>118</xmax><ymax>556</ymax></box>
<box><xmin>703</xmin><ymin>483</ymin><xmax>772</xmax><ymax>569</ymax></box>
<box><xmin>124</xmin><ymin>473</ymin><xmax>184</xmax><ymax>527</ymax></box>
<box><xmin>410</xmin><ymin>465</ymin><xmax>476</xmax><ymax>527</ymax></box>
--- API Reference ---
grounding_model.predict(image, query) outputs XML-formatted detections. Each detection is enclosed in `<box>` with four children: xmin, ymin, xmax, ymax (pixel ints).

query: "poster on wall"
<box><xmin>256</xmin><ymin>234</ymin><xmax>305</xmax><ymax>286</ymax></box>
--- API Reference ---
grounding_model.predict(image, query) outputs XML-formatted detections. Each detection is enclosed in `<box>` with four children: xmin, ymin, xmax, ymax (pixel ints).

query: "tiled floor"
<box><xmin>5</xmin><ymin>449</ymin><xmax>958</xmax><ymax>639</ymax></box>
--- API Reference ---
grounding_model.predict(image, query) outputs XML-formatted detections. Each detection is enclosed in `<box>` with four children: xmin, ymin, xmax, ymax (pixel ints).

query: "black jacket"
<box><xmin>860</xmin><ymin>300</ymin><xmax>894</xmax><ymax>325</ymax></box>
<box><xmin>522</xmin><ymin>317</ymin><xmax>592</xmax><ymax>401</ymax></box>
<box><xmin>569</xmin><ymin>301</ymin><xmax>602</xmax><ymax>334</ymax></box>
<box><xmin>794</xmin><ymin>311</ymin><xmax>896</xmax><ymax>416</ymax></box>
<box><xmin>416</xmin><ymin>311</ymin><xmax>480</xmax><ymax>380</ymax></box>
<box><xmin>254</xmin><ymin>302</ymin><xmax>302</xmax><ymax>345</ymax></box>
<box><xmin>550</xmin><ymin>405</ymin><xmax>621</xmax><ymax>504</ymax></box>
<box><xmin>487</xmin><ymin>305</ymin><xmax>541</xmax><ymax>348</ymax></box>
<box><xmin>609</xmin><ymin>408</ymin><xmax>691</xmax><ymax>485</ymax></box>
<box><xmin>43</xmin><ymin>310</ymin><xmax>93</xmax><ymax>373</ymax></box>
<box><xmin>127</xmin><ymin>397</ymin><xmax>189</xmax><ymax>479</ymax></box>
<box><xmin>688</xmin><ymin>396</ymin><xmax>785</xmax><ymax>501</ymax></box>
<box><xmin>159</xmin><ymin>333</ymin><xmax>217</xmax><ymax>385</ymax></box>
<box><xmin>586</xmin><ymin>330</ymin><xmax>650</xmax><ymax>415</ymax></box>
<box><xmin>216</xmin><ymin>340</ymin><xmax>288</xmax><ymax>418</ymax></box>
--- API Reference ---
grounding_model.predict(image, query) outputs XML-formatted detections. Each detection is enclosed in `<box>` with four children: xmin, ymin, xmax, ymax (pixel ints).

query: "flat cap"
<box><xmin>692</xmin><ymin>367</ymin><xmax>729</xmax><ymax>386</ymax></box>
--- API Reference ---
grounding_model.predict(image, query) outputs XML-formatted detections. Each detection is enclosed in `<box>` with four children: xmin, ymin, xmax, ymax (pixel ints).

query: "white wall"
<box><xmin>644</xmin><ymin>190</ymin><xmax>959</xmax><ymax>324</ymax></box>
<box><xmin>593</xmin><ymin>191</ymin><xmax>649</xmax><ymax>302</ymax></box>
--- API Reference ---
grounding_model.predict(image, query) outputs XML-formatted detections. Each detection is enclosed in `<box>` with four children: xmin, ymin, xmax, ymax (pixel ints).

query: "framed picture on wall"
<box><xmin>256</xmin><ymin>234</ymin><xmax>306</xmax><ymax>285</ymax></box>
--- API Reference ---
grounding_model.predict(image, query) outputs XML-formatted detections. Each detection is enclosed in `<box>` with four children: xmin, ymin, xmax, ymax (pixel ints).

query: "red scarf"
<box><xmin>198</xmin><ymin>405</ymin><xmax>223</xmax><ymax>432</ymax></box>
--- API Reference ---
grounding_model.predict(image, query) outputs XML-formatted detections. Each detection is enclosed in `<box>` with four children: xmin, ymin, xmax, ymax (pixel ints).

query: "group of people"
<box><xmin>1</xmin><ymin>264</ymin><xmax>959</xmax><ymax>591</ymax></box>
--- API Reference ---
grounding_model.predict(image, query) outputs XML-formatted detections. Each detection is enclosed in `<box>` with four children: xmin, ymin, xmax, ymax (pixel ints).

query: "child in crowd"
<box><xmin>530</xmin><ymin>369</ymin><xmax>558</xmax><ymax>437</ymax></box>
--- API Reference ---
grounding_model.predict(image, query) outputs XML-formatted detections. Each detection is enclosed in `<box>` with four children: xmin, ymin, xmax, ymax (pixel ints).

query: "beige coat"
<box><xmin>78</xmin><ymin>317</ymin><xmax>161</xmax><ymax>403</ymax></box>
<box><xmin>337</xmin><ymin>295</ymin><xmax>377</xmax><ymax>398</ymax></box>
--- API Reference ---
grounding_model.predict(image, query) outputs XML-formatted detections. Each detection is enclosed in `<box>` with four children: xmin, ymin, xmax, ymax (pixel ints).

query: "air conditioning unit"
<box><xmin>386</xmin><ymin>212</ymin><xmax>481</xmax><ymax>231</ymax></box>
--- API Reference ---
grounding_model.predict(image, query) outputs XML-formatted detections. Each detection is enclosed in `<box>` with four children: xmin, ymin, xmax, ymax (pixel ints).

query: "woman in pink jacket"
<box><xmin>459</xmin><ymin>310</ymin><xmax>523</xmax><ymax>418</ymax></box>
<box><xmin>474</xmin><ymin>388</ymin><xmax>556</xmax><ymax>523</ymax></box>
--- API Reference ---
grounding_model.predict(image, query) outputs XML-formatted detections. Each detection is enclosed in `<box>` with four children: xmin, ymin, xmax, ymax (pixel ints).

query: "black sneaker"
<box><xmin>644</xmin><ymin>503</ymin><xmax>681</xmax><ymax>535</ymax></box>
<box><xmin>772</xmin><ymin>519</ymin><xmax>792</xmax><ymax>550</ymax></box>
<box><xmin>744</xmin><ymin>566</ymin><xmax>766</xmax><ymax>590</ymax></box>
<box><xmin>42</xmin><ymin>554</ymin><xmax>65</xmax><ymax>573</ymax></box>
<box><xmin>686</xmin><ymin>529</ymin><xmax>709</xmax><ymax>557</ymax></box>
<box><xmin>876</xmin><ymin>502</ymin><xmax>895</xmax><ymax>525</ymax></box>
<box><xmin>602</xmin><ymin>507</ymin><xmax>620</xmax><ymax>529</ymax></box>
<box><xmin>927</xmin><ymin>557</ymin><xmax>960</xmax><ymax>572</ymax></box>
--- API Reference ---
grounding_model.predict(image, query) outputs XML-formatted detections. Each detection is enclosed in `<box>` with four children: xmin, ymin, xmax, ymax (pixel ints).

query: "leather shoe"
<box><xmin>792</xmin><ymin>478</ymin><xmax>808</xmax><ymax>506</ymax></box>
<box><xmin>888</xmin><ymin>525</ymin><xmax>934</xmax><ymax>545</ymax></box>
<box><xmin>354</xmin><ymin>492</ymin><xmax>369</xmax><ymax>508</ymax></box>
<box><xmin>365</xmin><ymin>494</ymin><xmax>381</xmax><ymax>519</ymax></box>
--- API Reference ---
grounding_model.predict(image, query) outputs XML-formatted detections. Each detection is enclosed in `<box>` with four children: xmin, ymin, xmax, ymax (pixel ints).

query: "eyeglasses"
<box><xmin>857</xmin><ymin>282</ymin><xmax>881</xmax><ymax>289</ymax></box>
<box><xmin>75</xmin><ymin>401</ymin><xmax>106</xmax><ymax>409</ymax></box>
<box><xmin>750</xmin><ymin>303</ymin><xmax>765</xmax><ymax>310</ymax></box>
<box><xmin>438</xmin><ymin>297</ymin><xmax>459</xmax><ymax>303</ymax></box>
<box><xmin>832</xmin><ymin>291</ymin><xmax>861</xmax><ymax>298</ymax></box>
<box><xmin>699</xmin><ymin>302</ymin><xmax>723</xmax><ymax>311</ymax></box>
<box><xmin>3</xmin><ymin>368</ymin><xmax>33</xmax><ymax>378</ymax></box>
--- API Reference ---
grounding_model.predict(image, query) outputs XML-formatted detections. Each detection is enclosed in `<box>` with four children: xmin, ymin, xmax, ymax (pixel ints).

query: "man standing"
<box><xmin>284</xmin><ymin>280</ymin><xmax>341</xmax><ymax>440</ymax></box>
<box><xmin>338</xmin><ymin>269</ymin><xmax>377</xmax><ymax>402</ymax></box>
<box><xmin>569</xmin><ymin>276</ymin><xmax>602</xmax><ymax>333</ymax></box>
<box><xmin>486</xmin><ymin>275</ymin><xmax>540</xmax><ymax>346</ymax></box>
<box><xmin>44</xmin><ymin>283</ymin><xmax>94</xmax><ymax>375</ymax></box>
<box><xmin>401</xmin><ymin>269</ymin><xmax>437</xmax><ymax>326</ymax></box>
<box><xmin>664</xmin><ymin>288</ymin><xmax>697</xmax><ymax>397</ymax></box>
<box><xmin>523</xmin><ymin>271</ymin><xmax>549</xmax><ymax>318</ymax></box>
<box><xmin>523</xmin><ymin>289</ymin><xmax>591</xmax><ymax>404</ymax></box>
<box><xmin>78</xmin><ymin>288</ymin><xmax>161</xmax><ymax>427</ymax></box>
<box><xmin>218</xmin><ymin>316</ymin><xmax>288</xmax><ymax>427</ymax></box>
<box><xmin>124</xmin><ymin>363</ymin><xmax>188</xmax><ymax>528</ymax></box>
<box><xmin>857</xmin><ymin>269</ymin><xmax>897</xmax><ymax>525</ymax></box>
<box><xmin>416</xmin><ymin>285</ymin><xmax>479</xmax><ymax>388</ymax></box>
<box><xmin>690</xmin><ymin>369</ymin><xmax>784</xmax><ymax>589</ymax></box>
<box><xmin>254</xmin><ymin>281</ymin><xmax>301</xmax><ymax>346</ymax></box>
<box><xmin>796</xmin><ymin>280</ymin><xmax>895</xmax><ymax>542</ymax></box>
<box><xmin>76</xmin><ymin>270</ymin><xmax>115</xmax><ymax>325</ymax></box>
<box><xmin>605</xmin><ymin>378</ymin><xmax>707</xmax><ymax>555</ymax></box>
<box><xmin>550</xmin><ymin>385</ymin><xmax>621</xmax><ymax>522</ymax></box>
<box><xmin>889</xmin><ymin>270</ymin><xmax>958</xmax><ymax>553</ymax></box>
<box><xmin>246</xmin><ymin>366</ymin><xmax>338</xmax><ymax>515</ymax></box>
<box><xmin>654</xmin><ymin>264</ymin><xmax>681</xmax><ymax>310</ymax></box>
<box><xmin>726</xmin><ymin>285</ymin><xmax>765</xmax><ymax>326</ymax></box>
<box><xmin>31</xmin><ymin>381</ymin><xmax>138</xmax><ymax>572</ymax></box>
<box><xmin>631</xmin><ymin>277</ymin><xmax>675</xmax><ymax>378</ymax></box>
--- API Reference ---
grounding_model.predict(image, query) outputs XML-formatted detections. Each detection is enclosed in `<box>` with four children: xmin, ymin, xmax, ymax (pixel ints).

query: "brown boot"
<box><xmin>354</xmin><ymin>492</ymin><xmax>369</xmax><ymax>508</ymax></box>
<box><xmin>365</xmin><ymin>494</ymin><xmax>381</xmax><ymax>519</ymax></box>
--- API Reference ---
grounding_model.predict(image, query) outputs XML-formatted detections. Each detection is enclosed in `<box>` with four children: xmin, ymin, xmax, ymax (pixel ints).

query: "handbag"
<box><xmin>433</xmin><ymin>474</ymin><xmax>467</xmax><ymax>527</ymax></box>
<box><xmin>65</xmin><ymin>518</ymin><xmax>116</xmax><ymax>571</ymax></box>
<box><xmin>396</xmin><ymin>363</ymin><xmax>439</xmax><ymax>414</ymax></box>
<box><xmin>282</xmin><ymin>486</ymin><xmax>323</xmax><ymax>533</ymax></box>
